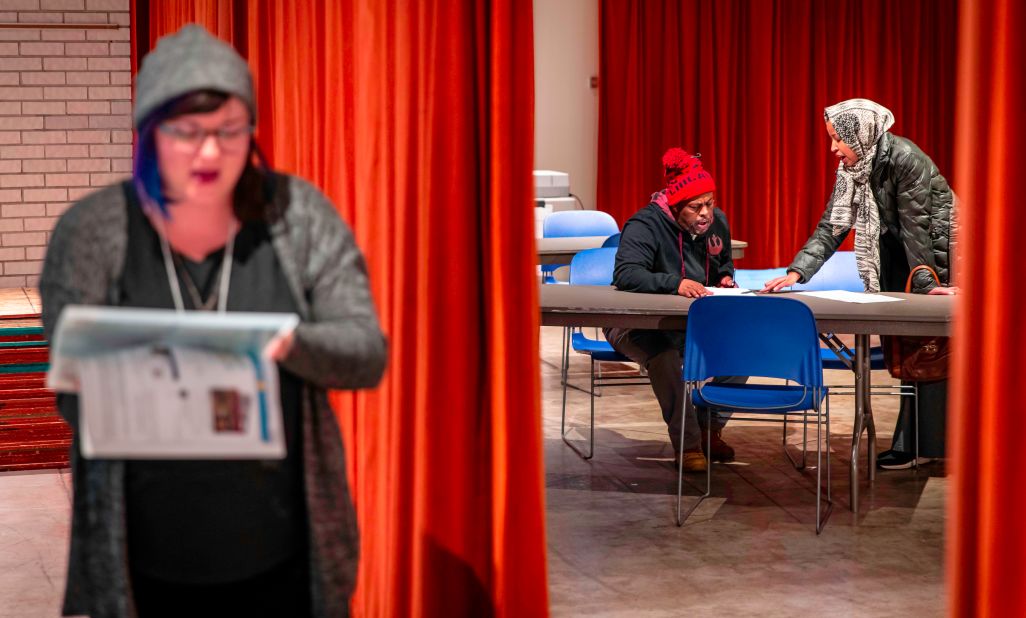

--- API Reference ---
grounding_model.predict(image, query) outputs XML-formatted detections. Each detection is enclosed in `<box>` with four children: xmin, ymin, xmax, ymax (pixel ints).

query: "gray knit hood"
<box><xmin>133</xmin><ymin>24</ymin><xmax>255</xmax><ymax>128</ymax></box>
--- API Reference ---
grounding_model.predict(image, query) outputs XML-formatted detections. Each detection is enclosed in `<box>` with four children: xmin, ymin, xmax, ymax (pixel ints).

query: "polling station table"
<box><xmin>537</xmin><ymin>237</ymin><xmax>748</xmax><ymax>266</ymax></box>
<box><xmin>539</xmin><ymin>284</ymin><xmax>954</xmax><ymax>512</ymax></box>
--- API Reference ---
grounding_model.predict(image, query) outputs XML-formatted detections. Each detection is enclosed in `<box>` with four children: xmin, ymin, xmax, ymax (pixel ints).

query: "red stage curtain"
<box><xmin>597</xmin><ymin>0</ymin><xmax>957</xmax><ymax>268</ymax></box>
<box><xmin>133</xmin><ymin>2</ymin><xmax>548</xmax><ymax>616</ymax></box>
<box><xmin>948</xmin><ymin>0</ymin><xmax>1026</xmax><ymax>615</ymax></box>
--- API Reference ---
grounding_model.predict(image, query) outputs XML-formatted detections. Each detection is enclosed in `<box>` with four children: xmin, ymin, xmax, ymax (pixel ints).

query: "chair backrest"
<box><xmin>569</xmin><ymin>247</ymin><xmax>617</xmax><ymax>286</ymax></box>
<box><xmin>792</xmin><ymin>251</ymin><xmax>863</xmax><ymax>292</ymax></box>
<box><xmin>733</xmin><ymin>267</ymin><xmax>787</xmax><ymax>290</ymax></box>
<box><xmin>543</xmin><ymin>210</ymin><xmax>619</xmax><ymax>239</ymax></box>
<box><xmin>683</xmin><ymin>296</ymin><xmax>823</xmax><ymax>388</ymax></box>
<box><xmin>601</xmin><ymin>233</ymin><xmax>621</xmax><ymax>248</ymax></box>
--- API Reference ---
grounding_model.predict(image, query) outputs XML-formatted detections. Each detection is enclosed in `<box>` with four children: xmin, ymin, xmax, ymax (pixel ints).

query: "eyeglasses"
<box><xmin>682</xmin><ymin>198</ymin><xmax>715</xmax><ymax>214</ymax></box>
<box><xmin>158</xmin><ymin>122</ymin><xmax>254</xmax><ymax>153</ymax></box>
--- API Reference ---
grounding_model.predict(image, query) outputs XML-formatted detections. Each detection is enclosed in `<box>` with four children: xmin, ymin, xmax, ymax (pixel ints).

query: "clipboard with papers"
<box><xmin>48</xmin><ymin>306</ymin><xmax>300</xmax><ymax>460</ymax></box>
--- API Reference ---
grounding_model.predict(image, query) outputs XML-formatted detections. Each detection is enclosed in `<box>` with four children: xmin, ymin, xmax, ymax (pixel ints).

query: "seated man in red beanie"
<box><xmin>603</xmin><ymin>148</ymin><xmax>743</xmax><ymax>472</ymax></box>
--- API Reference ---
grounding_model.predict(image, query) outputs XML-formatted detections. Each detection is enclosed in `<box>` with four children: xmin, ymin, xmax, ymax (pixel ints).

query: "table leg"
<box><xmin>860</xmin><ymin>335</ymin><xmax>877</xmax><ymax>480</ymax></box>
<box><xmin>850</xmin><ymin>333</ymin><xmax>877</xmax><ymax>512</ymax></box>
<box><xmin>850</xmin><ymin>343</ymin><xmax>863</xmax><ymax>511</ymax></box>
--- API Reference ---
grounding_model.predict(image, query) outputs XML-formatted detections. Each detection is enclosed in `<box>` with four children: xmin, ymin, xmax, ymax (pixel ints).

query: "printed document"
<box><xmin>48</xmin><ymin>306</ymin><xmax>299</xmax><ymax>459</ymax></box>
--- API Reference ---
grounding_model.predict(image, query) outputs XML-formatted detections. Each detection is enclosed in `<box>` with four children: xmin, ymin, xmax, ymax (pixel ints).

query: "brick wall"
<box><xmin>0</xmin><ymin>0</ymin><xmax>131</xmax><ymax>288</ymax></box>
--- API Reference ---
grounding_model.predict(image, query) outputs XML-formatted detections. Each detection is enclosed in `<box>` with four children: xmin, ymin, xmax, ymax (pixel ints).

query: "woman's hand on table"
<box><xmin>761</xmin><ymin>271</ymin><xmax>800</xmax><ymax>292</ymax></box>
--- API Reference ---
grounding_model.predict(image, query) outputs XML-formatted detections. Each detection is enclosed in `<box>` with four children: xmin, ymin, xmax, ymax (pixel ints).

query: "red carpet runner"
<box><xmin>0</xmin><ymin>315</ymin><xmax>70</xmax><ymax>472</ymax></box>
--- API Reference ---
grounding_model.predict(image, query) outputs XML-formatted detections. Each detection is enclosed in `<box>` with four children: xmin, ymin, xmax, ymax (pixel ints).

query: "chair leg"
<box><xmin>592</xmin><ymin>327</ymin><xmax>605</xmax><ymax>397</ymax></box>
<box><xmin>783</xmin><ymin>412</ymin><xmax>807</xmax><ymax>471</ymax></box>
<box><xmin>801</xmin><ymin>412</ymin><xmax>809</xmax><ymax>468</ymax></box>
<box><xmin>826</xmin><ymin>394</ymin><xmax>832</xmax><ymax>503</ymax></box>
<box><xmin>562</xmin><ymin>330</ymin><xmax>599</xmax><ymax>398</ymax></box>
<box><xmin>706</xmin><ymin>406</ymin><xmax>712</xmax><ymax>494</ymax></box>
<box><xmin>816</xmin><ymin>401</ymin><xmax>823</xmax><ymax>534</ymax></box>
<box><xmin>560</xmin><ymin>327</ymin><xmax>568</xmax><ymax>386</ymax></box>
<box><xmin>782</xmin><ymin>380</ymin><xmax>808</xmax><ymax>470</ymax></box>
<box><xmin>816</xmin><ymin>393</ymin><xmax>834</xmax><ymax>535</ymax></box>
<box><xmin>913</xmin><ymin>382</ymin><xmax>920</xmax><ymax>470</ymax></box>
<box><xmin>560</xmin><ymin>344</ymin><xmax>595</xmax><ymax>460</ymax></box>
<box><xmin>676</xmin><ymin>388</ymin><xmax>687</xmax><ymax>524</ymax></box>
<box><xmin>588</xmin><ymin>357</ymin><xmax>596</xmax><ymax>457</ymax></box>
<box><xmin>677</xmin><ymin>387</ymin><xmax>710</xmax><ymax>526</ymax></box>
<box><xmin>560</xmin><ymin>337</ymin><xmax>570</xmax><ymax>437</ymax></box>
<box><xmin>816</xmin><ymin>402</ymin><xmax>824</xmax><ymax>529</ymax></box>
<box><xmin>594</xmin><ymin>360</ymin><xmax>603</xmax><ymax>397</ymax></box>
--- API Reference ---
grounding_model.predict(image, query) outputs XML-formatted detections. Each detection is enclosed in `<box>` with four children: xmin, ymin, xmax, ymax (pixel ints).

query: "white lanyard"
<box><xmin>156</xmin><ymin>218</ymin><xmax>236</xmax><ymax>314</ymax></box>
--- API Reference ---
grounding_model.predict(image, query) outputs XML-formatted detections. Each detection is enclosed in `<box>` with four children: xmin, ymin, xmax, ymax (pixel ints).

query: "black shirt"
<box><xmin>610</xmin><ymin>202</ymin><xmax>736</xmax><ymax>355</ymax></box>
<box><xmin>120</xmin><ymin>194</ymin><xmax>306</xmax><ymax>585</ymax></box>
<box><xmin>613</xmin><ymin>202</ymin><xmax>736</xmax><ymax>294</ymax></box>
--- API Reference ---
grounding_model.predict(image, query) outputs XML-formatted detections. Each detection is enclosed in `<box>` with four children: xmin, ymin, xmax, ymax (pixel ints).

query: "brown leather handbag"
<box><xmin>882</xmin><ymin>265</ymin><xmax>950</xmax><ymax>381</ymax></box>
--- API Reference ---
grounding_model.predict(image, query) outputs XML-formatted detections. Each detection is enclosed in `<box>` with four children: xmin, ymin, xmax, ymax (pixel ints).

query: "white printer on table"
<box><xmin>533</xmin><ymin>170</ymin><xmax>578</xmax><ymax>238</ymax></box>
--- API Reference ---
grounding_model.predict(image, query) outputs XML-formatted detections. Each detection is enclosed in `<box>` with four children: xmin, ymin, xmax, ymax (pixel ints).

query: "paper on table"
<box><xmin>704</xmin><ymin>287</ymin><xmax>753</xmax><ymax>296</ymax></box>
<box><xmin>795</xmin><ymin>290</ymin><xmax>905</xmax><ymax>304</ymax></box>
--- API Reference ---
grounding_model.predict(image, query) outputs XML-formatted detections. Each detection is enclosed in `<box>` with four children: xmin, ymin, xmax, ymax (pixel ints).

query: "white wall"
<box><xmin>533</xmin><ymin>0</ymin><xmax>599</xmax><ymax>212</ymax></box>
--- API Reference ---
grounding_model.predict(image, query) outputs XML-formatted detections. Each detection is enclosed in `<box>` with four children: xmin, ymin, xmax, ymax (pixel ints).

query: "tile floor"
<box><xmin>0</xmin><ymin>288</ymin><xmax>40</xmax><ymax>320</ymax></box>
<box><xmin>0</xmin><ymin>469</ymin><xmax>71</xmax><ymax>618</ymax></box>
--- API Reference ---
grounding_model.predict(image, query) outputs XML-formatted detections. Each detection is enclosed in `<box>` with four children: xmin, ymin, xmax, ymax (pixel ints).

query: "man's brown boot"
<box><xmin>677</xmin><ymin>449</ymin><xmax>708</xmax><ymax>472</ymax></box>
<box><xmin>702</xmin><ymin>429</ymin><xmax>735</xmax><ymax>462</ymax></box>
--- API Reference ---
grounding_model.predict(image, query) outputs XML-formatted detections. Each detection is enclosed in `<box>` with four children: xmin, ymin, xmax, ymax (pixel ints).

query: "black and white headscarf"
<box><xmin>824</xmin><ymin>98</ymin><xmax>894</xmax><ymax>293</ymax></box>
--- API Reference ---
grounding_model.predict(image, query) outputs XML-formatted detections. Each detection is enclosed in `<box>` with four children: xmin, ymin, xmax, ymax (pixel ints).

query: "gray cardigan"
<box><xmin>40</xmin><ymin>176</ymin><xmax>387</xmax><ymax>618</ymax></box>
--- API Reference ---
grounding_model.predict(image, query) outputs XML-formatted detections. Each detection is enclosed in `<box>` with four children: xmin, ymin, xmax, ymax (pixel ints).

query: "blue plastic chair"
<box><xmin>560</xmin><ymin>248</ymin><xmax>649</xmax><ymax>459</ymax></box>
<box><xmin>679</xmin><ymin>296</ymin><xmax>832</xmax><ymax>533</ymax></box>
<box><xmin>542</xmin><ymin>210</ymin><xmax>619</xmax><ymax>284</ymax></box>
<box><xmin>601</xmin><ymin>233</ymin><xmax>621</xmax><ymax>248</ymax></box>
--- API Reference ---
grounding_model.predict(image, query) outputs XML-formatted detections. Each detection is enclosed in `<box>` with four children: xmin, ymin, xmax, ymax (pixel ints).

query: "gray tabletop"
<box><xmin>540</xmin><ymin>285</ymin><xmax>953</xmax><ymax>336</ymax></box>
<box><xmin>537</xmin><ymin>237</ymin><xmax>748</xmax><ymax>265</ymax></box>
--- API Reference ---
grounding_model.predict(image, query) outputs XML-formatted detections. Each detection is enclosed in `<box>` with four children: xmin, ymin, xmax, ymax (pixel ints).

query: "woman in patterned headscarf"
<box><xmin>763</xmin><ymin>98</ymin><xmax>957</xmax><ymax>470</ymax></box>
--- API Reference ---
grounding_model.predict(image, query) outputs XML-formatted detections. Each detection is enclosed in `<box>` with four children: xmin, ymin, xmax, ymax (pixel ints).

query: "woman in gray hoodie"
<box><xmin>41</xmin><ymin>24</ymin><xmax>386</xmax><ymax>617</ymax></box>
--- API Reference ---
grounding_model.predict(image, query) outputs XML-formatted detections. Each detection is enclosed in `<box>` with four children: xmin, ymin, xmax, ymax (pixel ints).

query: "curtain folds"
<box><xmin>597</xmin><ymin>0</ymin><xmax>957</xmax><ymax>268</ymax></box>
<box><xmin>948</xmin><ymin>0</ymin><xmax>1025</xmax><ymax>615</ymax></box>
<box><xmin>132</xmin><ymin>1</ymin><xmax>547</xmax><ymax>615</ymax></box>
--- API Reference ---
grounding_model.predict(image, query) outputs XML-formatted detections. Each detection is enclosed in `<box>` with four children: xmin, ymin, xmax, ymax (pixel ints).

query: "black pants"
<box><xmin>890</xmin><ymin>379</ymin><xmax>948</xmax><ymax>458</ymax></box>
<box><xmin>132</xmin><ymin>552</ymin><xmax>316</xmax><ymax>618</ymax></box>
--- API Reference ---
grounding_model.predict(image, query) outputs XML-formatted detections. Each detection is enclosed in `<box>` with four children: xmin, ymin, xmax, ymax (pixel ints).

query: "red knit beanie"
<box><xmin>662</xmin><ymin>147</ymin><xmax>716</xmax><ymax>205</ymax></box>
